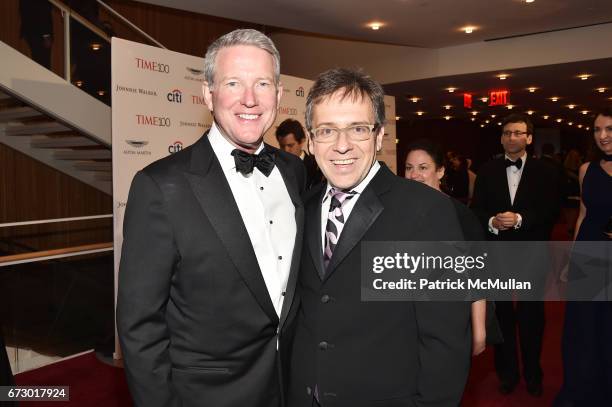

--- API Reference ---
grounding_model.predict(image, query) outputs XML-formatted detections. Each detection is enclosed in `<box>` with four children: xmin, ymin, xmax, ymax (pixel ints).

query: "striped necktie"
<box><xmin>323</xmin><ymin>188</ymin><xmax>356</xmax><ymax>271</ymax></box>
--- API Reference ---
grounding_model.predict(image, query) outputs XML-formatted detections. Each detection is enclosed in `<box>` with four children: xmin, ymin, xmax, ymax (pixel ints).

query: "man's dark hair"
<box><xmin>275</xmin><ymin>118</ymin><xmax>305</xmax><ymax>142</ymax></box>
<box><xmin>501</xmin><ymin>113</ymin><xmax>534</xmax><ymax>135</ymax></box>
<box><xmin>405</xmin><ymin>139</ymin><xmax>445</xmax><ymax>169</ymax></box>
<box><xmin>305</xmin><ymin>68</ymin><xmax>385</xmax><ymax>131</ymax></box>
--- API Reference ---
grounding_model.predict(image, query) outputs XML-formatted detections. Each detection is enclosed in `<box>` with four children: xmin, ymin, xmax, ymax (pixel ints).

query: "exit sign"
<box><xmin>489</xmin><ymin>90</ymin><xmax>509</xmax><ymax>106</ymax></box>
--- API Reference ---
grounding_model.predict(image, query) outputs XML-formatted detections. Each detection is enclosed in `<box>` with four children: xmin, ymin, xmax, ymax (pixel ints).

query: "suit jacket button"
<box><xmin>306</xmin><ymin>386</ymin><xmax>312</xmax><ymax>395</ymax></box>
<box><xmin>321</xmin><ymin>294</ymin><xmax>330</xmax><ymax>303</ymax></box>
<box><xmin>318</xmin><ymin>341</ymin><xmax>329</xmax><ymax>350</ymax></box>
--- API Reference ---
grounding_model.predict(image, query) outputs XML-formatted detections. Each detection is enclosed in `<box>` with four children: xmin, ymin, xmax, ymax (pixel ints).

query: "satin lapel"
<box><xmin>512</xmin><ymin>157</ymin><xmax>532</xmax><ymax>209</ymax></box>
<box><xmin>306</xmin><ymin>185</ymin><xmax>326</xmax><ymax>281</ymax></box>
<box><xmin>184</xmin><ymin>136</ymin><xmax>279</xmax><ymax>325</ymax></box>
<box><xmin>498</xmin><ymin>159</ymin><xmax>513</xmax><ymax>208</ymax></box>
<box><xmin>323</xmin><ymin>168</ymin><xmax>389</xmax><ymax>282</ymax></box>
<box><xmin>275</xmin><ymin>152</ymin><xmax>304</xmax><ymax>329</ymax></box>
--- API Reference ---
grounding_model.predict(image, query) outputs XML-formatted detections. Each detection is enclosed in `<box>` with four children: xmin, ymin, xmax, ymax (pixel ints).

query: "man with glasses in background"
<box><xmin>471</xmin><ymin>113</ymin><xmax>559</xmax><ymax>397</ymax></box>
<box><xmin>286</xmin><ymin>68</ymin><xmax>471</xmax><ymax>407</ymax></box>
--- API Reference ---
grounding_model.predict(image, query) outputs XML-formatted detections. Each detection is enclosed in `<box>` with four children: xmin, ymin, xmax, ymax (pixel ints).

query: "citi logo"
<box><xmin>136</xmin><ymin>114</ymin><xmax>171</xmax><ymax>127</ymax></box>
<box><xmin>296</xmin><ymin>87</ymin><xmax>305</xmax><ymax>97</ymax></box>
<box><xmin>167</xmin><ymin>89</ymin><xmax>182</xmax><ymax>103</ymax></box>
<box><xmin>168</xmin><ymin>141</ymin><xmax>183</xmax><ymax>154</ymax></box>
<box><xmin>135</xmin><ymin>58</ymin><xmax>170</xmax><ymax>73</ymax></box>
<box><xmin>191</xmin><ymin>95</ymin><xmax>206</xmax><ymax>105</ymax></box>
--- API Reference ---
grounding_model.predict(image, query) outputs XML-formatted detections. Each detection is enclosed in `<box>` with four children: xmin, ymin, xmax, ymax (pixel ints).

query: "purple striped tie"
<box><xmin>323</xmin><ymin>188</ymin><xmax>356</xmax><ymax>271</ymax></box>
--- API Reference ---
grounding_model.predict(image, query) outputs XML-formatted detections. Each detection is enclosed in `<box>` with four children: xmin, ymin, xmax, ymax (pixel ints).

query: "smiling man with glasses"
<box><xmin>286</xmin><ymin>68</ymin><xmax>471</xmax><ymax>407</ymax></box>
<box><xmin>471</xmin><ymin>113</ymin><xmax>560</xmax><ymax>397</ymax></box>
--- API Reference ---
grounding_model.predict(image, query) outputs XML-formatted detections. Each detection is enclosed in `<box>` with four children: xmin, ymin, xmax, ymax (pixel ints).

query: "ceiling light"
<box><xmin>578</xmin><ymin>74</ymin><xmax>591</xmax><ymax>80</ymax></box>
<box><xmin>480</xmin><ymin>97</ymin><xmax>488</xmax><ymax>103</ymax></box>
<box><xmin>525</xmin><ymin>0</ymin><xmax>535</xmax><ymax>3</ymax></box>
<box><xmin>556</xmin><ymin>118</ymin><xmax>563</xmax><ymax>123</ymax></box>
<box><xmin>485</xmin><ymin>120</ymin><xmax>490</xmax><ymax>123</ymax></box>
<box><xmin>568</xmin><ymin>104</ymin><xmax>576</xmax><ymax>109</ymax></box>
<box><xmin>497</xmin><ymin>74</ymin><xmax>508</xmax><ymax>80</ymax></box>
<box><xmin>586</xmin><ymin>127</ymin><xmax>590</xmax><ymax>131</ymax></box>
<box><xmin>550</xmin><ymin>97</ymin><xmax>559</xmax><ymax>102</ymax></box>
<box><xmin>91</xmin><ymin>43</ymin><xmax>102</xmax><ymax>51</ymax></box>
<box><xmin>416</xmin><ymin>111</ymin><xmax>424</xmax><ymax>116</ymax></box>
<box><xmin>368</xmin><ymin>22</ymin><xmax>383</xmax><ymax>30</ymax></box>
<box><xmin>597</xmin><ymin>87</ymin><xmax>607</xmax><ymax>93</ymax></box>
<box><xmin>471</xmin><ymin>111</ymin><xmax>478</xmax><ymax>116</ymax></box>
<box><xmin>577</xmin><ymin>124</ymin><xmax>583</xmax><ymax>128</ymax></box>
<box><xmin>480</xmin><ymin>124</ymin><xmax>485</xmax><ymax>128</ymax></box>
<box><xmin>410</xmin><ymin>97</ymin><xmax>420</xmax><ymax>103</ymax></box>
<box><xmin>526</xmin><ymin>110</ymin><xmax>534</xmax><ymax>115</ymax></box>
<box><xmin>470</xmin><ymin>118</ymin><xmax>476</xmax><ymax>122</ymax></box>
<box><xmin>75</xmin><ymin>80</ymin><xmax>83</xmax><ymax>87</ymax></box>
<box><xmin>568</xmin><ymin>122</ymin><xmax>573</xmax><ymax>126</ymax></box>
<box><xmin>543</xmin><ymin>115</ymin><xmax>549</xmax><ymax>119</ymax></box>
<box><xmin>497</xmin><ymin>122</ymin><xmax>502</xmax><ymax>126</ymax></box>
<box><xmin>581</xmin><ymin>110</ymin><xmax>589</xmax><ymax>115</ymax></box>
<box><xmin>97</xmin><ymin>90</ymin><xmax>106</xmax><ymax>96</ymax></box>
<box><xmin>528</xmin><ymin>87</ymin><xmax>537</xmax><ymax>93</ymax></box>
<box><xmin>395</xmin><ymin>116</ymin><xmax>400</xmax><ymax>121</ymax></box>
<box><xmin>462</xmin><ymin>26</ymin><xmax>477</xmax><ymax>34</ymax></box>
<box><xmin>507</xmin><ymin>104</ymin><xmax>514</xmax><ymax>109</ymax></box>
<box><xmin>444</xmin><ymin>105</ymin><xmax>452</xmax><ymax>110</ymax></box>
<box><xmin>491</xmin><ymin>114</ymin><xmax>496</xmax><ymax>118</ymax></box>
<box><xmin>447</xmin><ymin>87</ymin><xmax>456</xmax><ymax>93</ymax></box>
<box><xmin>444</xmin><ymin>115</ymin><xmax>452</xmax><ymax>120</ymax></box>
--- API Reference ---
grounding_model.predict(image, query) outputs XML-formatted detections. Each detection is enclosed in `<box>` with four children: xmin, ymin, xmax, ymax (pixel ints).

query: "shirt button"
<box><xmin>269</xmin><ymin>220</ymin><xmax>273</xmax><ymax>224</ymax></box>
<box><xmin>318</xmin><ymin>341</ymin><xmax>329</xmax><ymax>350</ymax></box>
<box><xmin>278</xmin><ymin>256</ymin><xmax>282</xmax><ymax>260</ymax></box>
<box><xmin>260</xmin><ymin>186</ymin><xmax>264</xmax><ymax>191</ymax></box>
<box><xmin>321</xmin><ymin>295</ymin><xmax>330</xmax><ymax>303</ymax></box>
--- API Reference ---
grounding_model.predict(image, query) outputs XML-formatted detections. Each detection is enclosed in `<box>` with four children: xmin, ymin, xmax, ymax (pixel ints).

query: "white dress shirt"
<box><xmin>320</xmin><ymin>161</ymin><xmax>381</xmax><ymax>249</ymax></box>
<box><xmin>209</xmin><ymin>124</ymin><xmax>296</xmax><ymax>316</ymax></box>
<box><xmin>488</xmin><ymin>153</ymin><xmax>525</xmax><ymax>235</ymax></box>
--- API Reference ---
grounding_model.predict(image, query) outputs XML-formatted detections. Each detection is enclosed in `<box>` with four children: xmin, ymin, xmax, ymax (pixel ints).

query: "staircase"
<box><xmin>0</xmin><ymin>40</ymin><xmax>112</xmax><ymax>194</ymax></box>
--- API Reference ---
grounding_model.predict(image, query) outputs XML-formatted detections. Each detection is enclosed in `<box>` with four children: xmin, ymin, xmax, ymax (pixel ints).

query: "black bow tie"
<box><xmin>505</xmin><ymin>158</ymin><xmax>522</xmax><ymax>170</ymax></box>
<box><xmin>231</xmin><ymin>148</ymin><xmax>275</xmax><ymax>177</ymax></box>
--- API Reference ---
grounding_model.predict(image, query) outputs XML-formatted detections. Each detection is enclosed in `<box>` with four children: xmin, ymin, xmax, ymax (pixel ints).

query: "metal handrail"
<box><xmin>97</xmin><ymin>0</ymin><xmax>167</xmax><ymax>49</ymax></box>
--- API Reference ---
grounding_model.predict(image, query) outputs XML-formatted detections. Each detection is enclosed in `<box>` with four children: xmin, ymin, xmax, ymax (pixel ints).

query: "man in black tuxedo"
<box><xmin>276</xmin><ymin>118</ymin><xmax>323</xmax><ymax>188</ymax></box>
<box><xmin>471</xmin><ymin>113</ymin><xmax>559</xmax><ymax>397</ymax></box>
<box><xmin>117</xmin><ymin>29</ymin><xmax>305</xmax><ymax>407</ymax></box>
<box><xmin>287</xmin><ymin>68</ymin><xmax>471</xmax><ymax>407</ymax></box>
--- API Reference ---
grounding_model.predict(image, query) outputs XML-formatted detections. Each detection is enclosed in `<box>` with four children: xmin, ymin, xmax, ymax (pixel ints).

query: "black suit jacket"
<box><xmin>287</xmin><ymin>164</ymin><xmax>472</xmax><ymax>407</ymax></box>
<box><xmin>471</xmin><ymin>156</ymin><xmax>559</xmax><ymax>241</ymax></box>
<box><xmin>117</xmin><ymin>132</ymin><xmax>305</xmax><ymax>407</ymax></box>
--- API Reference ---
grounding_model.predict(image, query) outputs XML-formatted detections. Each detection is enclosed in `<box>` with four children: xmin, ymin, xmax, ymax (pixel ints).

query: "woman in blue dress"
<box><xmin>555</xmin><ymin>107</ymin><xmax>612</xmax><ymax>406</ymax></box>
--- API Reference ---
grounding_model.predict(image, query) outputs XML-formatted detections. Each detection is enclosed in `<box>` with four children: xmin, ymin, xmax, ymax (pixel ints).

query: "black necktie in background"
<box><xmin>232</xmin><ymin>148</ymin><xmax>275</xmax><ymax>176</ymax></box>
<box><xmin>505</xmin><ymin>158</ymin><xmax>522</xmax><ymax>170</ymax></box>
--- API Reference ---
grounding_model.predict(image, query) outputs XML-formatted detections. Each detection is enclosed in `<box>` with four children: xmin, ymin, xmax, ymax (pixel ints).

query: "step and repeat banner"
<box><xmin>111</xmin><ymin>37</ymin><xmax>396</xmax><ymax>357</ymax></box>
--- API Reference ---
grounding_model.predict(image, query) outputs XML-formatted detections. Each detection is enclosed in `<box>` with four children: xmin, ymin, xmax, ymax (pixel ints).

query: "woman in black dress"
<box><xmin>555</xmin><ymin>108</ymin><xmax>612</xmax><ymax>406</ymax></box>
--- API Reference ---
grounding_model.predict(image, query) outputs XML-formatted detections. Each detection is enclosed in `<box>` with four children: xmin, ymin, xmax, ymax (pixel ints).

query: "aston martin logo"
<box><xmin>125</xmin><ymin>140</ymin><xmax>149</xmax><ymax>148</ymax></box>
<box><xmin>186</xmin><ymin>67</ymin><xmax>204</xmax><ymax>76</ymax></box>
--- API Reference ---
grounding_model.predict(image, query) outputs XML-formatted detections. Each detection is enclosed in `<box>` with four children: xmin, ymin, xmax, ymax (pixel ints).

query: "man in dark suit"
<box><xmin>276</xmin><ymin>118</ymin><xmax>323</xmax><ymax>188</ymax></box>
<box><xmin>287</xmin><ymin>68</ymin><xmax>472</xmax><ymax>407</ymax></box>
<box><xmin>471</xmin><ymin>113</ymin><xmax>559</xmax><ymax>397</ymax></box>
<box><xmin>117</xmin><ymin>29</ymin><xmax>305</xmax><ymax>407</ymax></box>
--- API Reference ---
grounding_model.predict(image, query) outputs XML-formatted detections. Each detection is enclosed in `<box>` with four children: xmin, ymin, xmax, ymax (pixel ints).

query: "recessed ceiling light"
<box><xmin>447</xmin><ymin>87</ymin><xmax>456</xmax><ymax>93</ymax></box>
<box><xmin>528</xmin><ymin>87</ymin><xmax>538</xmax><ymax>93</ymax></box>
<box><xmin>410</xmin><ymin>97</ymin><xmax>420</xmax><ymax>103</ymax></box>
<box><xmin>556</xmin><ymin>118</ymin><xmax>563</xmax><ymax>123</ymax></box>
<box><xmin>444</xmin><ymin>115</ymin><xmax>452</xmax><ymax>120</ymax></box>
<box><xmin>97</xmin><ymin>90</ymin><xmax>106</xmax><ymax>96</ymax></box>
<box><xmin>444</xmin><ymin>105</ymin><xmax>452</xmax><ymax>110</ymax></box>
<box><xmin>581</xmin><ymin>110</ymin><xmax>589</xmax><ymax>115</ymax></box>
<box><xmin>525</xmin><ymin>0</ymin><xmax>535</xmax><ymax>3</ymax></box>
<box><xmin>568</xmin><ymin>122</ymin><xmax>573</xmax><ymax>126</ymax></box>
<box><xmin>368</xmin><ymin>22</ymin><xmax>384</xmax><ymax>30</ymax></box>
<box><xmin>550</xmin><ymin>97</ymin><xmax>559</xmax><ymax>102</ymax></box>
<box><xmin>597</xmin><ymin>87</ymin><xmax>607</xmax><ymax>93</ymax></box>
<box><xmin>497</xmin><ymin>122</ymin><xmax>502</xmax><ymax>126</ymax></box>
<box><xmin>497</xmin><ymin>74</ymin><xmax>508</xmax><ymax>80</ymax></box>
<box><xmin>462</xmin><ymin>26</ymin><xmax>477</xmax><ymax>34</ymax></box>
<box><xmin>568</xmin><ymin>104</ymin><xmax>576</xmax><ymax>109</ymax></box>
<box><xmin>491</xmin><ymin>114</ymin><xmax>496</xmax><ymax>118</ymax></box>
<box><xmin>485</xmin><ymin>120</ymin><xmax>490</xmax><ymax>123</ymax></box>
<box><xmin>507</xmin><ymin>104</ymin><xmax>514</xmax><ymax>109</ymax></box>
<box><xmin>543</xmin><ymin>115</ymin><xmax>549</xmax><ymax>119</ymax></box>
<box><xmin>578</xmin><ymin>74</ymin><xmax>591</xmax><ymax>80</ymax></box>
<box><xmin>470</xmin><ymin>118</ymin><xmax>476</xmax><ymax>121</ymax></box>
<box><xmin>526</xmin><ymin>110</ymin><xmax>534</xmax><ymax>115</ymax></box>
<box><xmin>91</xmin><ymin>43</ymin><xmax>102</xmax><ymax>51</ymax></box>
<box><xmin>480</xmin><ymin>124</ymin><xmax>485</xmax><ymax>128</ymax></box>
<box><xmin>395</xmin><ymin>116</ymin><xmax>400</xmax><ymax>121</ymax></box>
<box><xmin>586</xmin><ymin>127</ymin><xmax>590</xmax><ymax>130</ymax></box>
<box><xmin>75</xmin><ymin>80</ymin><xmax>83</xmax><ymax>87</ymax></box>
<box><xmin>471</xmin><ymin>111</ymin><xmax>478</xmax><ymax>116</ymax></box>
<box><xmin>480</xmin><ymin>97</ymin><xmax>488</xmax><ymax>103</ymax></box>
<box><xmin>416</xmin><ymin>111</ymin><xmax>425</xmax><ymax>116</ymax></box>
<box><xmin>577</xmin><ymin>124</ymin><xmax>583</xmax><ymax>128</ymax></box>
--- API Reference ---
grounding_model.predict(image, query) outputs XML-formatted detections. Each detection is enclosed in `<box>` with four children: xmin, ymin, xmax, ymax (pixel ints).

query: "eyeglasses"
<box><xmin>310</xmin><ymin>124</ymin><xmax>377</xmax><ymax>143</ymax></box>
<box><xmin>502</xmin><ymin>130</ymin><xmax>529</xmax><ymax>137</ymax></box>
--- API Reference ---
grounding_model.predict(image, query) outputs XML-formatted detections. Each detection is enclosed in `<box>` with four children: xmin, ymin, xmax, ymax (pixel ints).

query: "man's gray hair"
<box><xmin>204</xmin><ymin>29</ymin><xmax>280</xmax><ymax>87</ymax></box>
<box><xmin>305</xmin><ymin>68</ymin><xmax>385</xmax><ymax>131</ymax></box>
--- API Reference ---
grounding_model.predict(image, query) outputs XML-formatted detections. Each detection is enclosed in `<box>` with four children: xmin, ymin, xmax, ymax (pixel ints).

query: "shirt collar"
<box><xmin>323</xmin><ymin>161</ymin><xmax>381</xmax><ymax>202</ymax></box>
<box><xmin>505</xmin><ymin>152</ymin><xmax>527</xmax><ymax>166</ymax></box>
<box><xmin>208</xmin><ymin>122</ymin><xmax>264</xmax><ymax>172</ymax></box>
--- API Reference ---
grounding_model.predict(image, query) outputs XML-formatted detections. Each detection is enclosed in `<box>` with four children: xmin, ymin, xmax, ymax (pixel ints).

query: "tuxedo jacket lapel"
<box><xmin>512</xmin><ymin>157</ymin><xmax>532</xmax><ymax>209</ymax></box>
<box><xmin>306</xmin><ymin>185</ymin><xmax>326</xmax><ymax>280</ymax></box>
<box><xmin>185</xmin><ymin>135</ymin><xmax>279</xmax><ymax>325</ymax></box>
<box><xmin>496</xmin><ymin>159</ymin><xmax>512</xmax><ymax>208</ymax></box>
<box><xmin>275</xmin><ymin>149</ymin><xmax>304</xmax><ymax>329</ymax></box>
